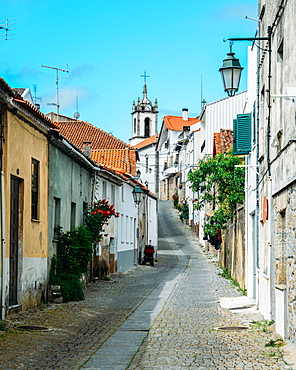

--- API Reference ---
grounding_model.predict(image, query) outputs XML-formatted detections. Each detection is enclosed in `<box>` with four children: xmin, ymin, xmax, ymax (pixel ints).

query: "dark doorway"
<box><xmin>9</xmin><ymin>176</ymin><xmax>20</xmax><ymax>306</ymax></box>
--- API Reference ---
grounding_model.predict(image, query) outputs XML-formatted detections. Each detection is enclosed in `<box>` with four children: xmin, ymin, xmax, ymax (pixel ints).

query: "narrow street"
<box><xmin>0</xmin><ymin>201</ymin><xmax>293</xmax><ymax>369</ymax></box>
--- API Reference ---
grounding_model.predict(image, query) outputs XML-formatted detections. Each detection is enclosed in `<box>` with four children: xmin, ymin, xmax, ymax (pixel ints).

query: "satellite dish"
<box><xmin>74</xmin><ymin>112</ymin><xmax>80</xmax><ymax>120</ymax></box>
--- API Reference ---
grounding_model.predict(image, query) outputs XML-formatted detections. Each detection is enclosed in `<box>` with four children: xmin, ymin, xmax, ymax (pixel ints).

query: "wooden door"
<box><xmin>9</xmin><ymin>176</ymin><xmax>19</xmax><ymax>306</ymax></box>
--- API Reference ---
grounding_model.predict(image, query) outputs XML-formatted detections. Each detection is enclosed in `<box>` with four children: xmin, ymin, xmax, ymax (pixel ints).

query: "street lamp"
<box><xmin>219</xmin><ymin>43</ymin><xmax>244</xmax><ymax>97</ymax></box>
<box><xmin>132</xmin><ymin>184</ymin><xmax>143</xmax><ymax>205</ymax></box>
<box><xmin>132</xmin><ymin>183</ymin><xmax>144</xmax><ymax>264</ymax></box>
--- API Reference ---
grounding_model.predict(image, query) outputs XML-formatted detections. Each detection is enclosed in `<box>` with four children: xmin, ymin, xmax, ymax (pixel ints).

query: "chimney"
<box><xmin>182</xmin><ymin>108</ymin><xmax>188</xmax><ymax>121</ymax></box>
<box><xmin>83</xmin><ymin>141</ymin><xmax>92</xmax><ymax>157</ymax></box>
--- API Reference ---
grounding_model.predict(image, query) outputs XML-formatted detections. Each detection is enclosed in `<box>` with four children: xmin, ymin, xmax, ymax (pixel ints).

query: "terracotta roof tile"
<box><xmin>163</xmin><ymin>116</ymin><xmax>199</xmax><ymax>131</ymax></box>
<box><xmin>213</xmin><ymin>129</ymin><xmax>233</xmax><ymax>157</ymax></box>
<box><xmin>13</xmin><ymin>98</ymin><xmax>56</xmax><ymax>128</ymax></box>
<box><xmin>54</xmin><ymin>120</ymin><xmax>130</xmax><ymax>150</ymax></box>
<box><xmin>53</xmin><ymin>120</ymin><xmax>137</xmax><ymax>175</ymax></box>
<box><xmin>91</xmin><ymin>148</ymin><xmax>137</xmax><ymax>174</ymax></box>
<box><xmin>0</xmin><ymin>77</ymin><xmax>19</xmax><ymax>97</ymax></box>
<box><xmin>133</xmin><ymin>135</ymin><xmax>157</xmax><ymax>149</ymax></box>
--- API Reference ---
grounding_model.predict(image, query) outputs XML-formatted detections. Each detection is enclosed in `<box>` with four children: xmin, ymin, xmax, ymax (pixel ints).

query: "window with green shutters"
<box><xmin>233</xmin><ymin>113</ymin><xmax>252</xmax><ymax>155</ymax></box>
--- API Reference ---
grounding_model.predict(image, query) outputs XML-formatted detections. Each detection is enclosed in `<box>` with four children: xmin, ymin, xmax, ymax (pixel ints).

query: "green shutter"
<box><xmin>233</xmin><ymin>113</ymin><xmax>252</xmax><ymax>155</ymax></box>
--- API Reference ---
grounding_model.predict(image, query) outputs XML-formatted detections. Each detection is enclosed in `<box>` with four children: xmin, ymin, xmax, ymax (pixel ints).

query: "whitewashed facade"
<box><xmin>94</xmin><ymin>171</ymin><xmax>157</xmax><ymax>272</ymax></box>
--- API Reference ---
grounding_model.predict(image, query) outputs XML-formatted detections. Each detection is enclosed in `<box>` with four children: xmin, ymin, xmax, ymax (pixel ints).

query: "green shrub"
<box><xmin>50</xmin><ymin>272</ymin><xmax>84</xmax><ymax>302</ymax></box>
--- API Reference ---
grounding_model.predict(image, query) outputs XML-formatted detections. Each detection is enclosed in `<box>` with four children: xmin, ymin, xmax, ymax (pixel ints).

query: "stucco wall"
<box><xmin>48</xmin><ymin>142</ymin><xmax>93</xmax><ymax>260</ymax></box>
<box><xmin>4</xmin><ymin>109</ymin><xmax>49</xmax><ymax>310</ymax></box>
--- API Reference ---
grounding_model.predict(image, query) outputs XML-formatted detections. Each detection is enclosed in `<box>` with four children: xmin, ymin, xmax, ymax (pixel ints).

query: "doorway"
<box><xmin>9</xmin><ymin>176</ymin><xmax>20</xmax><ymax>306</ymax></box>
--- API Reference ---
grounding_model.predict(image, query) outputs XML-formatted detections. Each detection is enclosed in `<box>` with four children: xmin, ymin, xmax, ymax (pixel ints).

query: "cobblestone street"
<box><xmin>0</xmin><ymin>201</ymin><xmax>295</xmax><ymax>369</ymax></box>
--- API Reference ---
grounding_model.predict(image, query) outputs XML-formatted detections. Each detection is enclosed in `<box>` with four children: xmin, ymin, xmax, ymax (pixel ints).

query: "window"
<box><xmin>70</xmin><ymin>202</ymin><xmax>76</xmax><ymax>230</ymax></box>
<box><xmin>130</xmin><ymin>217</ymin><xmax>133</xmax><ymax>242</ymax></box>
<box><xmin>102</xmin><ymin>180</ymin><xmax>107</xmax><ymax>200</ymax></box>
<box><xmin>144</xmin><ymin>117</ymin><xmax>150</xmax><ymax>138</ymax></box>
<box><xmin>111</xmin><ymin>185</ymin><xmax>115</xmax><ymax>205</ymax></box>
<box><xmin>259</xmin><ymin>4</ymin><xmax>265</xmax><ymax>21</ymax></box>
<box><xmin>121</xmin><ymin>214</ymin><xmax>125</xmax><ymax>242</ymax></box>
<box><xmin>121</xmin><ymin>184</ymin><xmax>125</xmax><ymax>202</ymax></box>
<box><xmin>53</xmin><ymin>197</ymin><xmax>61</xmax><ymax>239</ymax></box>
<box><xmin>134</xmin><ymin>118</ymin><xmax>137</xmax><ymax>134</ymax></box>
<box><xmin>31</xmin><ymin>158</ymin><xmax>39</xmax><ymax>220</ymax></box>
<box><xmin>201</xmin><ymin>140</ymin><xmax>205</xmax><ymax>153</ymax></box>
<box><xmin>145</xmin><ymin>155</ymin><xmax>149</xmax><ymax>173</ymax></box>
<box><xmin>277</xmin><ymin>39</ymin><xmax>283</xmax><ymax>62</ymax></box>
<box><xmin>83</xmin><ymin>201</ymin><xmax>88</xmax><ymax>225</ymax></box>
<box><xmin>233</xmin><ymin>113</ymin><xmax>252</xmax><ymax>155</ymax></box>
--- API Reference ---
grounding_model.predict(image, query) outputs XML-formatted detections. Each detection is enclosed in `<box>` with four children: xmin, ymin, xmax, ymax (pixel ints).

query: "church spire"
<box><xmin>142</xmin><ymin>83</ymin><xmax>151</xmax><ymax>105</ymax></box>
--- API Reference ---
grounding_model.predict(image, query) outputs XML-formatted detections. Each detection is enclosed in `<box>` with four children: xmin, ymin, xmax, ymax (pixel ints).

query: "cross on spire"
<box><xmin>141</xmin><ymin>70</ymin><xmax>150</xmax><ymax>84</ymax></box>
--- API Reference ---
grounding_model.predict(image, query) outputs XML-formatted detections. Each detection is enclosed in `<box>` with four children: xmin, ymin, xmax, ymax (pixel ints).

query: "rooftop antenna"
<box><xmin>41</xmin><ymin>64</ymin><xmax>69</xmax><ymax>119</ymax></box>
<box><xmin>0</xmin><ymin>19</ymin><xmax>16</xmax><ymax>41</ymax></box>
<box><xmin>33</xmin><ymin>84</ymin><xmax>42</xmax><ymax>110</ymax></box>
<box><xmin>74</xmin><ymin>95</ymin><xmax>80</xmax><ymax>120</ymax></box>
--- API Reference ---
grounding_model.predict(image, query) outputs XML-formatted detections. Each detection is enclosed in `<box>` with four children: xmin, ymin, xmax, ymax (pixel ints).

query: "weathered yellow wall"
<box><xmin>4</xmin><ymin>110</ymin><xmax>48</xmax><ymax>259</ymax></box>
<box><xmin>3</xmin><ymin>108</ymin><xmax>49</xmax><ymax>310</ymax></box>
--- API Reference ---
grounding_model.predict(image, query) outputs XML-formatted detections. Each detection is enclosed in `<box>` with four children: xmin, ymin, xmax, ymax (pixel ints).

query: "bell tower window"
<box><xmin>144</xmin><ymin>117</ymin><xmax>150</xmax><ymax>138</ymax></box>
<box><xmin>134</xmin><ymin>118</ymin><xmax>137</xmax><ymax>134</ymax></box>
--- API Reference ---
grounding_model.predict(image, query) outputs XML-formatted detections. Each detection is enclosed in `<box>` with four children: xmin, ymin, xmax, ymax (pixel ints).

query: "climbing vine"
<box><xmin>188</xmin><ymin>152</ymin><xmax>245</xmax><ymax>236</ymax></box>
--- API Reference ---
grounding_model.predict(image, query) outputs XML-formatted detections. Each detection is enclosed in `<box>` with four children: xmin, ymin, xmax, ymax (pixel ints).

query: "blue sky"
<box><xmin>0</xmin><ymin>0</ymin><xmax>257</xmax><ymax>143</ymax></box>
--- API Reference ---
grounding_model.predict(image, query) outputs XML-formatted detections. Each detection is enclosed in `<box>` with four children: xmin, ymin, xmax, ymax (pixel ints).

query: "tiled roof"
<box><xmin>163</xmin><ymin>115</ymin><xmax>199</xmax><ymax>131</ymax></box>
<box><xmin>54</xmin><ymin>120</ymin><xmax>130</xmax><ymax>150</ymax></box>
<box><xmin>133</xmin><ymin>135</ymin><xmax>157</xmax><ymax>149</ymax></box>
<box><xmin>91</xmin><ymin>148</ymin><xmax>137</xmax><ymax>175</ymax></box>
<box><xmin>12</xmin><ymin>88</ymin><xmax>26</xmax><ymax>97</ymax></box>
<box><xmin>0</xmin><ymin>78</ymin><xmax>17</xmax><ymax>97</ymax></box>
<box><xmin>13</xmin><ymin>98</ymin><xmax>56</xmax><ymax>128</ymax></box>
<box><xmin>54</xmin><ymin>120</ymin><xmax>137</xmax><ymax>175</ymax></box>
<box><xmin>213</xmin><ymin>129</ymin><xmax>233</xmax><ymax>157</ymax></box>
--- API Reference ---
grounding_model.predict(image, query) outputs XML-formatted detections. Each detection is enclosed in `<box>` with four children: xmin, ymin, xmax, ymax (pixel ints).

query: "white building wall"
<box><xmin>245</xmin><ymin>46</ymin><xmax>259</xmax><ymax>301</ymax></box>
<box><xmin>201</xmin><ymin>91</ymin><xmax>248</xmax><ymax>156</ymax></box>
<box><xmin>137</xmin><ymin>144</ymin><xmax>157</xmax><ymax>195</ymax></box>
<box><xmin>116</xmin><ymin>182</ymin><xmax>138</xmax><ymax>271</ymax></box>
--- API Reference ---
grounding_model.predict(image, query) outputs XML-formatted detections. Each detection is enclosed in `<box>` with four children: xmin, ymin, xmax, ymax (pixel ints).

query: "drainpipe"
<box><xmin>1</xmin><ymin>169</ymin><xmax>5</xmax><ymax>320</ymax></box>
<box><xmin>146</xmin><ymin>193</ymin><xmax>149</xmax><ymax>246</ymax></box>
<box><xmin>0</xmin><ymin>106</ymin><xmax>5</xmax><ymax>319</ymax></box>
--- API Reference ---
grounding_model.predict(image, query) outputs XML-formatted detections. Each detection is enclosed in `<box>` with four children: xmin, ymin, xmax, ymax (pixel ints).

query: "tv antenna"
<box><xmin>41</xmin><ymin>64</ymin><xmax>69</xmax><ymax>117</ymax></box>
<box><xmin>33</xmin><ymin>84</ymin><xmax>42</xmax><ymax>109</ymax></box>
<box><xmin>0</xmin><ymin>19</ymin><xmax>16</xmax><ymax>41</ymax></box>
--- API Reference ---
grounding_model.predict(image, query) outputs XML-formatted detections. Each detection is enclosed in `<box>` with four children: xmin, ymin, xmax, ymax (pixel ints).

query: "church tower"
<box><xmin>130</xmin><ymin>76</ymin><xmax>158</xmax><ymax>146</ymax></box>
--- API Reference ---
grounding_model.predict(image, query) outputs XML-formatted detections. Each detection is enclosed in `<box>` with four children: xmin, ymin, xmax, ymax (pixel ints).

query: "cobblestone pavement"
<box><xmin>0</xmin><ymin>240</ymin><xmax>177</xmax><ymax>369</ymax></box>
<box><xmin>127</xmin><ymin>201</ymin><xmax>291</xmax><ymax>370</ymax></box>
<box><xmin>0</xmin><ymin>200</ymin><xmax>294</xmax><ymax>369</ymax></box>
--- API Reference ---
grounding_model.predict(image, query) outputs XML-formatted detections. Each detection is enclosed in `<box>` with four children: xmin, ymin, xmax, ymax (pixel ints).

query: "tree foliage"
<box><xmin>188</xmin><ymin>152</ymin><xmax>245</xmax><ymax>235</ymax></box>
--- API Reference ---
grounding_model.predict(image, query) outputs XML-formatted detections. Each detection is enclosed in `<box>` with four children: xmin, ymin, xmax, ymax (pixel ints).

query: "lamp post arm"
<box><xmin>223</xmin><ymin>37</ymin><xmax>269</xmax><ymax>42</ymax></box>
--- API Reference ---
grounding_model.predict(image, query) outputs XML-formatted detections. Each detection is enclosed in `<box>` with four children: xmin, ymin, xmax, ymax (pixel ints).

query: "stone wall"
<box><xmin>219</xmin><ymin>205</ymin><xmax>246</xmax><ymax>290</ymax></box>
<box><xmin>273</xmin><ymin>184</ymin><xmax>296</xmax><ymax>343</ymax></box>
